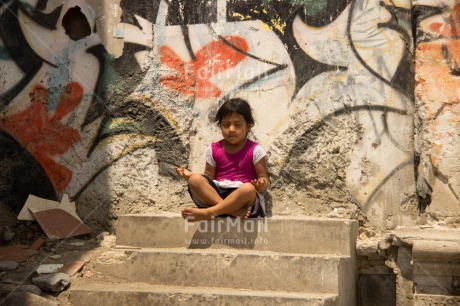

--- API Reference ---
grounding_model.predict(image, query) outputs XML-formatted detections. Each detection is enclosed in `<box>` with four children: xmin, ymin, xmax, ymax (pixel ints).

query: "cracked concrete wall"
<box><xmin>358</xmin><ymin>228</ymin><xmax>460</xmax><ymax>305</ymax></box>
<box><xmin>0</xmin><ymin>0</ymin><xmax>458</xmax><ymax>231</ymax></box>
<box><xmin>414</xmin><ymin>0</ymin><xmax>460</xmax><ymax>223</ymax></box>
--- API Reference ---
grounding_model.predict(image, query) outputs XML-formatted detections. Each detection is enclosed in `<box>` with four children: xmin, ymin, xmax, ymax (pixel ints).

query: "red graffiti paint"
<box><xmin>0</xmin><ymin>83</ymin><xmax>83</xmax><ymax>192</ymax></box>
<box><xmin>416</xmin><ymin>2</ymin><xmax>460</xmax><ymax>167</ymax></box>
<box><xmin>429</xmin><ymin>3</ymin><xmax>460</xmax><ymax>37</ymax></box>
<box><xmin>159</xmin><ymin>36</ymin><xmax>249</xmax><ymax>98</ymax></box>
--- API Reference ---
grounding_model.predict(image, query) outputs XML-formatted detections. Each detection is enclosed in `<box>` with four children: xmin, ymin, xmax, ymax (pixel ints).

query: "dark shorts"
<box><xmin>187</xmin><ymin>175</ymin><xmax>265</xmax><ymax>218</ymax></box>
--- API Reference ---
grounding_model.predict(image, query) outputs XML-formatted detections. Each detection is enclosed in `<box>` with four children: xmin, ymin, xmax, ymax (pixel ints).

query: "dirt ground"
<box><xmin>0</xmin><ymin>206</ymin><xmax>114</xmax><ymax>305</ymax></box>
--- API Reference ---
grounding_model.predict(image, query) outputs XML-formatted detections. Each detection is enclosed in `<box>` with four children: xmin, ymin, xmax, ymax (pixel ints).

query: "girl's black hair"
<box><xmin>214</xmin><ymin>98</ymin><xmax>255</xmax><ymax>127</ymax></box>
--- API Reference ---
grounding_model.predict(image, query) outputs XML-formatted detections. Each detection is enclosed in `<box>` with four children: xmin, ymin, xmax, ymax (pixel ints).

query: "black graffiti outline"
<box><xmin>226</xmin><ymin>1</ymin><xmax>348</xmax><ymax>99</ymax></box>
<box><xmin>287</xmin><ymin>104</ymin><xmax>409</xmax><ymax>159</ymax></box>
<box><xmin>205</xmin><ymin>25</ymin><xmax>289</xmax><ymax>118</ymax></box>
<box><xmin>83</xmin><ymin>44</ymin><xmax>111</xmax><ymax>128</ymax></box>
<box><xmin>0</xmin><ymin>0</ymin><xmax>188</xmax><ymax>205</ymax></box>
<box><xmin>413</xmin><ymin>5</ymin><xmax>445</xmax><ymax>44</ymax></box>
<box><xmin>363</xmin><ymin>158</ymin><xmax>413</xmax><ymax>209</ymax></box>
<box><xmin>281</xmin><ymin>104</ymin><xmax>411</xmax><ymax>208</ymax></box>
<box><xmin>441</xmin><ymin>44</ymin><xmax>460</xmax><ymax>76</ymax></box>
<box><xmin>347</xmin><ymin>0</ymin><xmax>412</xmax><ymax>97</ymax></box>
<box><xmin>0</xmin><ymin>129</ymin><xmax>58</xmax><ymax>210</ymax></box>
<box><xmin>73</xmin><ymin>94</ymin><xmax>189</xmax><ymax>200</ymax></box>
<box><xmin>0</xmin><ymin>1</ymin><xmax>59</xmax><ymax>107</ymax></box>
<box><xmin>346</xmin><ymin>0</ymin><xmax>414</xmax><ymax>154</ymax></box>
<box><xmin>73</xmin><ymin>142</ymin><xmax>157</xmax><ymax>200</ymax></box>
<box><xmin>381</xmin><ymin>109</ymin><xmax>411</xmax><ymax>154</ymax></box>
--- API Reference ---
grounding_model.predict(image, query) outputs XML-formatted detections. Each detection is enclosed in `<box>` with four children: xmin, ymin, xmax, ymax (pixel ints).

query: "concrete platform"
<box><xmin>95</xmin><ymin>247</ymin><xmax>350</xmax><ymax>293</ymax></box>
<box><xmin>116</xmin><ymin>214</ymin><xmax>358</xmax><ymax>255</ymax></box>
<box><xmin>70</xmin><ymin>280</ymin><xmax>338</xmax><ymax>306</ymax></box>
<box><xmin>414</xmin><ymin>293</ymin><xmax>460</xmax><ymax>306</ymax></box>
<box><xmin>395</xmin><ymin>226</ymin><xmax>460</xmax><ymax>243</ymax></box>
<box><xmin>70</xmin><ymin>214</ymin><xmax>359</xmax><ymax>306</ymax></box>
<box><xmin>395</xmin><ymin>227</ymin><xmax>460</xmax><ymax>298</ymax></box>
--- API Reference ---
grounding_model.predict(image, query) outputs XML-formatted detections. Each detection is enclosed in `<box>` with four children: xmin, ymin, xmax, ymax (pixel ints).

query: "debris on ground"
<box><xmin>82</xmin><ymin>271</ymin><xmax>95</xmax><ymax>278</ymax></box>
<box><xmin>30</xmin><ymin>238</ymin><xmax>46</xmax><ymax>251</ymax></box>
<box><xmin>0</xmin><ymin>194</ymin><xmax>115</xmax><ymax>305</ymax></box>
<box><xmin>32</xmin><ymin>272</ymin><xmax>71</xmax><ymax>293</ymax></box>
<box><xmin>0</xmin><ymin>261</ymin><xmax>18</xmax><ymax>272</ymax></box>
<box><xmin>18</xmin><ymin>194</ymin><xmax>77</xmax><ymax>222</ymax></box>
<box><xmin>1</xmin><ymin>291</ymin><xmax>57</xmax><ymax>306</ymax></box>
<box><xmin>59</xmin><ymin>260</ymin><xmax>87</xmax><ymax>276</ymax></box>
<box><xmin>36</xmin><ymin>264</ymin><xmax>64</xmax><ymax>275</ymax></box>
<box><xmin>0</xmin><ymin>245</ymin><xmax>30</xmax><ymax>263</ymax></box>
<box><xmin>17</xmin><ymin>194</ymin><xmax>91</xmax><ymax>240</ymax></box>
<box><xmin>30</xmin><ymin>208</ymin><xmax>91</xmax><ymax>239</ymax></box>
<box><xmin>3</xmin><ymin>230</ymin><xmax>15</xmax><ymax>242</ymax></box>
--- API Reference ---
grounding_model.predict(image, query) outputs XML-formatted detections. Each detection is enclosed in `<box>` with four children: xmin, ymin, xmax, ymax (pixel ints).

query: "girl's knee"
<box><xmin>188</xmin><ymin>174</ymin><xmax>204</xmax><ymax>187</ymax></box>
<box><xmin>239</xmin><ymin>183</ymin><xmax>257</xmax><ymax>195</ymax></box>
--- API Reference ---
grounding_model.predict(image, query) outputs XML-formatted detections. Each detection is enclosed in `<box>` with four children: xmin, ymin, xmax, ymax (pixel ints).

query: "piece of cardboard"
<box><xmin>31</xmin><ymin>208</ymin><xmax>91</xmax><ymax>240</ymax></box>
<box><xmin>18</xmin><ymin>194</ymin><xmax>81</xmax><ymax>222</ymax></box>
<box><xmin>58</xmin><ymin>194</ymin><xmax>82</xmax><ymax>222</ymax></box>
<box><xmin>17</xmin><ymin>195</ymin><xmax>59</xmax><ymax>221</ymax></box>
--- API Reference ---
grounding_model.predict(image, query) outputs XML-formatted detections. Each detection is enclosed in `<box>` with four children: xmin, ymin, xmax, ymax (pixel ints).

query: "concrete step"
<box><xmin>70</xmin><ymin>280</ymin><xmax>338</xmax><ymax>306</ymax></box>
<box><xmin>414</xmin><ymin>293</ymin><xmax>460</xmax><ymax>306</ymax></box>
<box><xmin>95</xmin><ymin>248</ymin><xmax>353</xmax><ymax>294</ymax></box>
<box><xmin>395</xmin><ymin>228</ymin><xmax>460</xmax><ymax>297</ymax></box>
<box><xmin>116</xmin><ymin>214</ymin><xmax>358</xmax><ymax>256</ymax></box>
<box><xmin>413</xmin><ymin>258</ymin><xmax>460</xmax><ymax>296</ymax></box>
<box><xmin>395</xmin><ymin>226</ymin><xmax>460</xmax><ymax>242</ymax></box>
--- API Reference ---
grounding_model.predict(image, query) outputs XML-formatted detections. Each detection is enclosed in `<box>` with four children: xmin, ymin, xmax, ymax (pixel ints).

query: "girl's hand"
<box><xmin>176</xmin><ymin>166</ymin><xmax>192</xmax><ymax>179</ymax></box>
<box><xmin>251</xmin><ymin>178</ymin><xmax>269</xmax><ymax>193</ymax></box>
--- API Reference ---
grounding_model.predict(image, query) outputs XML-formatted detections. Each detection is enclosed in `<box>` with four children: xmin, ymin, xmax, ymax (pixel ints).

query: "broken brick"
<box><xmin>31</xmin><ymin>208</ymin><xmax>91</xmax><ymax>240</ymax></box>
<box><xmin>0</xmin><ymin>245</ymin><xmax>28</xmax><ymax>263</ymax></box>
<box><xmin>30</xmin><ymin>238</ymin><xmax>46</xmax><ymax>251</ymax></box>
<box><xmin>59</xmin><ymin>260</ymin><xmax>86</xmax><ymax>276</ymax></box>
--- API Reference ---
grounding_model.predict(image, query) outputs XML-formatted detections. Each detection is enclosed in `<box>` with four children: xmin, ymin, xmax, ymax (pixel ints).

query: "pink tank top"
<box><xmin>212</xmin><ymin>139</ymin><xmax>257</xmax><ymax>183</ymax></box>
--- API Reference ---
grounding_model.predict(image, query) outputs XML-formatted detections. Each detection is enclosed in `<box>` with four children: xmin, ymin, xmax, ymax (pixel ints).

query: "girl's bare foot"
<box><xmin>228</xmin><ymin>204</ymin><xmax>252</xmax><ymax>220</ymax></box>
<box><xmin>182</xmin><ymin>207</ymin><xmax>214</xmax><ymax>222</ymax></box>
<box><xmin>242</xmin><ymin>205</ymin><xmax>251</xmax><ymax>220</ymax></box>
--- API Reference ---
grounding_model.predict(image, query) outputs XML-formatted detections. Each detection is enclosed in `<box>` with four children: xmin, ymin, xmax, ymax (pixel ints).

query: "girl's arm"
<box><xmin>204</xmin><ymin>163</ymin><xmax>216</xmax><ymax>180</ymax></box>
<box><xmin>176</xmin><ymin>166</ymin><xmax>193</xmax><ymax>179</ymax></box>
<box><xmin>252</xmin><ymin>156</ymin><xmax>269</xmax><ymax>193</ymax></box>
<box><xmin>176</xmin><ymin>163</ymin><xmax>216</xmax><ymax>180</ymax></box>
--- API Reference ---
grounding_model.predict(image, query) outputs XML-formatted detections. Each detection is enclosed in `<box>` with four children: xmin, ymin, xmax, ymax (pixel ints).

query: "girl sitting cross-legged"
<box><xmin>176</xmin><ymin>98</ymin><xmax>269</xmax><ymax>222</ymax></box>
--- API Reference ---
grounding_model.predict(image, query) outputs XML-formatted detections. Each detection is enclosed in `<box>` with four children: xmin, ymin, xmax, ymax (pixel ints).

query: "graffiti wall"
<box><xmin>0</xmin><ymin>0</ymin><xmax>456</xmax><ymax>230</ymax></box>
<box><xmin>414</xmin><ymin>0</ymin><xmax>460</xmax><ymax>222</ymax></box>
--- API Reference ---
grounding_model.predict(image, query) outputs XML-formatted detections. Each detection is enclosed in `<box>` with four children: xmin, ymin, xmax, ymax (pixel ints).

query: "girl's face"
<box><xmin>220</xmin><ymin>113</ymin><xmax>250</xmax><ymax>146</ymax></box>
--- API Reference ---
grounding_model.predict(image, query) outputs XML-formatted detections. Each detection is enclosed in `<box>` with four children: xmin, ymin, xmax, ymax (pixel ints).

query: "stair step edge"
<box><xmin>71</xmin><ymin>280</ymin><xmax>338</xmax><ymax>299</ymax></box>
<box><xmin>108</xmin><ymin>246</ymin><xmax>350</xmax><ymax>258</ymax></box>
